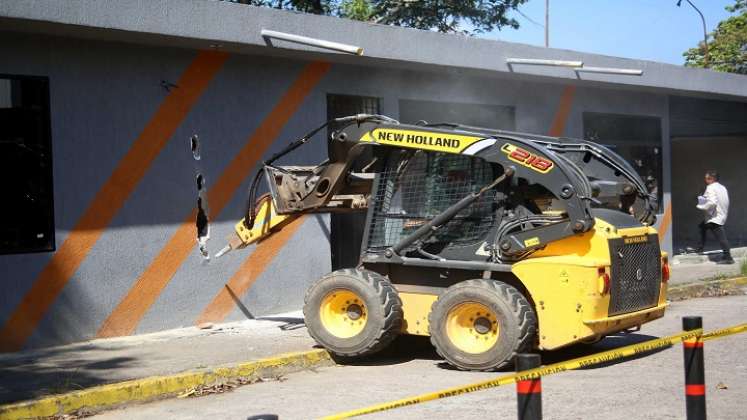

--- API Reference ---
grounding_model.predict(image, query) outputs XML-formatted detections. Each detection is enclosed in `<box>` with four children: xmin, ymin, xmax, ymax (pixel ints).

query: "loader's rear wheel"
<box><xmin>303</xmin><ymin>269</ymin><xmax>403</xmax><ymax>358</ymax></box>
<box><xmin>429</xmin><ymin>280</ymin><xmax>536</xmax><ymax>371</ymax></box>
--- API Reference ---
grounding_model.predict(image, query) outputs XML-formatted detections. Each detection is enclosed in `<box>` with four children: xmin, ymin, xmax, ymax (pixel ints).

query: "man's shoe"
<box><xmin>717</xmin><ymin>258</ymin><xmax>735</xmax><ymax>265</ymax></box>
<box><xmin>685</xmin><ymin>246</ymin><xmax>704</xmax><ymax>254</ymax></box>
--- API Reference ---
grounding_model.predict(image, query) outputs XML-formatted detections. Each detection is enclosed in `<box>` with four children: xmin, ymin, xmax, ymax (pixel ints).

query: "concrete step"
<box><xmin>672</xmin><ymin>246</ymin><xmax>747</xmax><ymax>265</ymax></box>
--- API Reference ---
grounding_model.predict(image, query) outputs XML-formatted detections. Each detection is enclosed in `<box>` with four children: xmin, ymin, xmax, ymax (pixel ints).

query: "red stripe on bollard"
<box><xmin>686</xmin><ymin>384</ymin><xmax>706</xmax><ymax>396</ymax></box>
<box><xmin>516</xmin><ymin>380</ymin><xmax>542</xmax><ymax>394</ymax></box>
<box><xmin>515</xmin><ymin>354</ymin><xmax>542</xmax><ymax>420</ymax></box>
<box><xmin>683</xmin><ymin>341</ymin><xmax>704</xmax><ymax>348</ymax></box>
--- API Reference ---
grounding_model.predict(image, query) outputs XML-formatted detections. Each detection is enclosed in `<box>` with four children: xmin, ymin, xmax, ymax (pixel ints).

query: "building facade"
<box><xmin>1</xmin><ymin>0</ymin><xmax>746</xmax><ymax>351</ymax></box>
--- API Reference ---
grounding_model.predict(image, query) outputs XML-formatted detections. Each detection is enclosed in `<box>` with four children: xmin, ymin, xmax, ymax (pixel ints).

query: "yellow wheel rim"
<box><xmin>445</xmin><ymin>302</ymin><xmax>500</xmax><ymax>354</ymax></box>
<box><xmin>319</xmin><ymin>289</ymin><xmax>368</xmax><ymax>338</ymax></box>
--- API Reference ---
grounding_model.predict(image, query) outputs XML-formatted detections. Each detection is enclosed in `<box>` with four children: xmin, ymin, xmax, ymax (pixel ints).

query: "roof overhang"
<box><xmin>2</xmin><ymin>0</ymin><xmax>746</xmax><ymax>101</ymax></box>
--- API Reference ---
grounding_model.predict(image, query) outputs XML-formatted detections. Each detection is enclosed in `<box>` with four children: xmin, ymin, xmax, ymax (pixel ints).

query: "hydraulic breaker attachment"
<box><xmin>215</xmin><ymin>194</ymin><xmax>298</xmax><ymax>258</ymax></box>
<box><xmin>216</xmin><ymin>164</ymin><xmax>371</xmax><ymax>258</ymax></box>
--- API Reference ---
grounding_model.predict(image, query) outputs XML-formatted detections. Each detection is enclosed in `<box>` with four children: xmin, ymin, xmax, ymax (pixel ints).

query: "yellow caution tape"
<box><xmin>322</xmin><ymin>322</ymin><xmax>746</xmax><ymax>419</ymax></box>
<box><xmin>702</xmin><ymin>322</ymin><xmax>747</xmax><ymax>341</ymax></box>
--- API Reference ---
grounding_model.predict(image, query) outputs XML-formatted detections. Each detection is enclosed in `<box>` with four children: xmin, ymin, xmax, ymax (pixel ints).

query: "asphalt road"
<box><xmin>97</xmin><ymin>295</ymin><xmax>747</xmax><ymax>420</ymax></box>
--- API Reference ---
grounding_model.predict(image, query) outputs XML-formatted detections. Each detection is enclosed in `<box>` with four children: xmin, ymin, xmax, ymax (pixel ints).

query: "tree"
<box><xmin>230</xmin><ymin>1</ymin><xmax>327</xmax><ymax>15</ymax></box>
<box><xmin>339</xmin><ymin>0</ymin><xmax>373</xmax><ymax>21</ymax></box>
<box><xmin>228</xmin><ymin>0</ymin><xmax>528</xmax><ymax>34</ymax></box>
<box><xmin>683</xmin><ymin>0</ymin><xmax>747</xmax><ymax>74</ymax></box>
<box><xmin>367</xmin><ymin>0</ymin><xmax>527</xmax><ymax>34</ymax></box>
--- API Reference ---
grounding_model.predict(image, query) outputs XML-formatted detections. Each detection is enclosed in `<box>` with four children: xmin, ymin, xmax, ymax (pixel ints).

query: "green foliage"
<box><xmin>229</xmin><ymin>0</ymin><xmax>327</xmax><ymax>14</ymax></box>
<box><xmin>368</xmin><ymin>0</ymin><xmax>527</xmax><ymax>34</ymax></box>
<box><xmin>740</xmin><ymin>258</ymin><xmax>747</xmax><ymax>277</ymax></box>
<box><xmin>340</xmin><ymin>0</ymin><xmax>373</xmax><ymax>21</ymax></box>
<box><xmin>227</xmin><ymin>0</ymin><xmax>528</xmax><ymax>34</ymax></box>
<box><xmin>683</xmin><ymin>0</ymin><xmax>747</xmax><ymax>74</ymax></box>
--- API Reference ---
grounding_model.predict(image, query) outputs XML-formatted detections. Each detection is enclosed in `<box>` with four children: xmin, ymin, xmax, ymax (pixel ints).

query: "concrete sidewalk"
<box><xmin>0</xmin><ymin>311</ymin><xmax>316</xmax><ymax>405</ymax></box>
<box><xmin>670</xmin><ymin>252</ymin><xmax>746</xmax><ymax>286</ymax></box>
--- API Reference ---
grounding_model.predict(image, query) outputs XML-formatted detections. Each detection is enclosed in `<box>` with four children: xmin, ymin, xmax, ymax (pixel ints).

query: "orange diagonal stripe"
<box><xmin>658</xmin><ymin>202</ymin><xmax>673</xmax><ymax>245</ymax></box>
<box><xmin>196</xmin><ymin>216</ymin><xmax>306</xmax><ymax>325</ymax></box>
<box><xmin>0</xmin><ymin>50</ymin><xmax>229</xmax><ymax>352</ymax></box>
<box><xmin>548</xmin><ymin>86</ymin><xmax>576</xmax><ymax>136</ymax></box>
<box><xmin>96</xmin><ymin>61</ymin><xmax>332</xmax><ymax>338</ymax></box>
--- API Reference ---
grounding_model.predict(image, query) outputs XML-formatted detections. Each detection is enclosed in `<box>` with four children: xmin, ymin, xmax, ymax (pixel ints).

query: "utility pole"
<box><xmin>545</xmin><ymin>0</ymin><xmax>549</xmax><ymax>47</ymax></box>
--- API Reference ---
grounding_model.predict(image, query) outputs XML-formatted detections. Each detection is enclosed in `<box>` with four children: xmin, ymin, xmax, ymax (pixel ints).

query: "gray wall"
<box><xmin>0</xmin><ymin>31</ymin><xmax>333</xmax><ymax>349</ymax></box>
<box><xmin>670</xmin><ymin>96</ymin><xmax>747</xmax><ymax>251</ymax></box>
<box><xmin>671</xmin><ymin>137</ymin><xmax>747</xmax><ymax>250</ymax></box>
<box><xmin>0</xmin><ymin>31</ymin><xmax>691</xmax><ymax>350</ymax></box>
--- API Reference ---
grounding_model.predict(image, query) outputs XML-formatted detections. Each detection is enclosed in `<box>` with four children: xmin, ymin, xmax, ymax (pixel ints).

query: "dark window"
<box><xmin>0</xmin><ymin>75</ymin><xmax>54</xmax><ymax>254</ymax></box>
<box><xmin>327</xmin><ymin>94</ymin><xmax>381</xmax><ymax>270</ymax></box>
<box><xmin>399</xmin><ymin>99</ymin><xmax>516</xmax><ymax>130</ymax></box>
<box><xmin>328</xmin><ymin>94</ymin><xmax>379</xmax><ymax>118</ymax></box>
<box><xmin>583</xmin><ymin>112</ymin><xmax>663</xmax><ymax>205</ymax></box>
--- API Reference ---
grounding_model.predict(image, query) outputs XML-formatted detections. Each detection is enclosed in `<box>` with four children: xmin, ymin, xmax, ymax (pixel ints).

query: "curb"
<box><xmin>0</xmin><ymin>349</ymin><xmax>333</xmax><ymax>419</ymax></box>
<box><xmin>668</xmin><ymin>276</ymin><xmax>747</xmax><ymax>301</ymax></box>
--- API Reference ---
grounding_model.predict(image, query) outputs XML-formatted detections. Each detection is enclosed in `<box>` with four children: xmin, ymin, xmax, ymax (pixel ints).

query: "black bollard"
<box><xmin>515</xmin><ymin>353</ymin><xmax>542</xmax><ymax>420</ymax></box>
<box><xmin>682</xmin><ymin>316</ymin><xmax>706</xmax><ymax>420</ymax></box>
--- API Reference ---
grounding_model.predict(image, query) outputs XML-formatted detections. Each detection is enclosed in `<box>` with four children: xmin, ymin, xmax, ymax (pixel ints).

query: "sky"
<box><xmin>484</xmin><ymin>0</ymin><xmax>737</xmax><ymax>65</ymax></box>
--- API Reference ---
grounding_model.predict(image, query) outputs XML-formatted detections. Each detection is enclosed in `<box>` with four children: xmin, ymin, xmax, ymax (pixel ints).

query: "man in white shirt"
<box><xmin>689</xmin><ymin>170</ymin><xmax>733</xmax><ymax>264</ymax></box>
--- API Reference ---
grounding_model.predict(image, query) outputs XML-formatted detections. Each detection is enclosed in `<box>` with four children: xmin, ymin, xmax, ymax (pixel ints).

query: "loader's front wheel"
<box><xmin>303</xmin><ymin>269</ymin><xmax>403</xmax><ymax>358</ymax></box>
<box><xmin>429</xmin><ymin>280</ymin><xmax>536</xmax><ymax>371</ymax></box>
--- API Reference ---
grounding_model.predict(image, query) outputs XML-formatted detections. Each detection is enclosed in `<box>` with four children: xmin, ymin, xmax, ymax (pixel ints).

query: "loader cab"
<box><xmin>362</xmin><ymin>149</ymin><xmax>502</xmax><ymax>262</ymax></box>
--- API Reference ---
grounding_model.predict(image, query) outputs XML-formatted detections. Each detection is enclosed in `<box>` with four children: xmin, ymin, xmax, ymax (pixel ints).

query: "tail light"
<box><xmin>597</xmin><ymin>267</ymin><xmax>610</xmax><ymax>295</ymax></box>
<box><xmin>661</xmin><ymin>256</ymin><xmax>670</xmax><ymax>283</ymax></box>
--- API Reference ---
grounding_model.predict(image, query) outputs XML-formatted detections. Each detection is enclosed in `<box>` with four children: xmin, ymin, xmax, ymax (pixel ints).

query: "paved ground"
<box><xmin>97</xmin><ymin>294</ymin><xmax>747</xmax><ymax>420</ymax></box>
<box><xmin>1</xmin><ymin>261</ymin><xmax>741</xmax><ymax>406</ymax></box>
<box><xmin>0</xmin><ymin>312</ymin><xmax>312</xmax><ymax>404</ymax></box>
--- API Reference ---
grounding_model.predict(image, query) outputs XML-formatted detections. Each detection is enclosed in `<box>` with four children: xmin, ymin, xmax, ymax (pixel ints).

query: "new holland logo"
<box><xmin>624</xmin><ymin>235</ymin><xmax>649</xmax><ymax>245</ymax></box>
<box><xmin>500</xmin><ymin>143</ymin><xmax>554</xmax><ymax>173</ymax></box>
<box><xmin>364</xmin><ymin>128</ymin><xmax>487</xmax><ymax>155</ymax></box>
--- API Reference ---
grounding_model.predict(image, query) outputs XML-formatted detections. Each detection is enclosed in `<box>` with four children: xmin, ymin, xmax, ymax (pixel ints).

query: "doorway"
<box><xmin>327</xmin><ymin>94</ymin><xmax>381</xmax><ymax>270</ymax></box>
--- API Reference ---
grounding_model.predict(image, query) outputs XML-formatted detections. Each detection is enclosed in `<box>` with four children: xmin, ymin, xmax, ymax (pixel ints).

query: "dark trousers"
<box><xmin>698</xmin><ymin>221</ymin><xmax>731</xmax><ymax>257</ymax></box>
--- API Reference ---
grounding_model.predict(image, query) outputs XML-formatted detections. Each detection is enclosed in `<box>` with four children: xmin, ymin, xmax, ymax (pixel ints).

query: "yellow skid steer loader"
<box><xmin>220</xmin><ymin>114</ymin><xmax>669</xmax><ymax>371</ymax></box>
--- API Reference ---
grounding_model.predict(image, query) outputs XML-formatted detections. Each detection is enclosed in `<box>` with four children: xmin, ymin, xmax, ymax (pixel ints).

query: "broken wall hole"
<box><xmin>196</xmin><ymin>172</ymin><xmax>211</xmax><ymax>260</ymax></box>
<box><xmin>191</xmin><ymin>134</ymin><xmax>201</xmax><ymax>161</ymax></box>
<box><xmin>196</xmin><ymin>173</ymin><xmax>205</xmax><ymax>191</ymax></box>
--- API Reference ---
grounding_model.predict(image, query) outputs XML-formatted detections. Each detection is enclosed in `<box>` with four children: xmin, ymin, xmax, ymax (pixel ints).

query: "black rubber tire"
<box><xmin>428</xmin><ymin>279</ymin><xmax>537</xmax><ymax>371</ymax></box>
<box><xmin>303</xmin><ymin>268</ymin><xmax>403</xmax><ymax>358</ymax></box>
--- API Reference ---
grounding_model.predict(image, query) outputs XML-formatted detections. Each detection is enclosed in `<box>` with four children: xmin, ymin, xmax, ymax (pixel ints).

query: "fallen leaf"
<box><xmin>177</xmin><ymin>388</ymin><xmax>196</xmax><ymax>398</ymax></box>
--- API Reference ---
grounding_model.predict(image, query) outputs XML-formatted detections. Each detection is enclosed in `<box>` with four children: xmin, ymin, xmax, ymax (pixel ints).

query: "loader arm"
<box><xmin>219</xmin><ymin>114</ymin><xmax>653</xmax><ymax>261</ymax></box>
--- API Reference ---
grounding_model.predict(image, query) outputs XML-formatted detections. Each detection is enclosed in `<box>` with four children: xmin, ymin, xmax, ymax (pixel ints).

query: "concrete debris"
<box><xmin>668</xmin><ymin>279</ymin><xmax>746</xmax><ymax>301</ymax></box>
<box><xmin>176</xmin><ymin>376</ymin><xmax>286</xmax><ymax>399</ymax></box>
